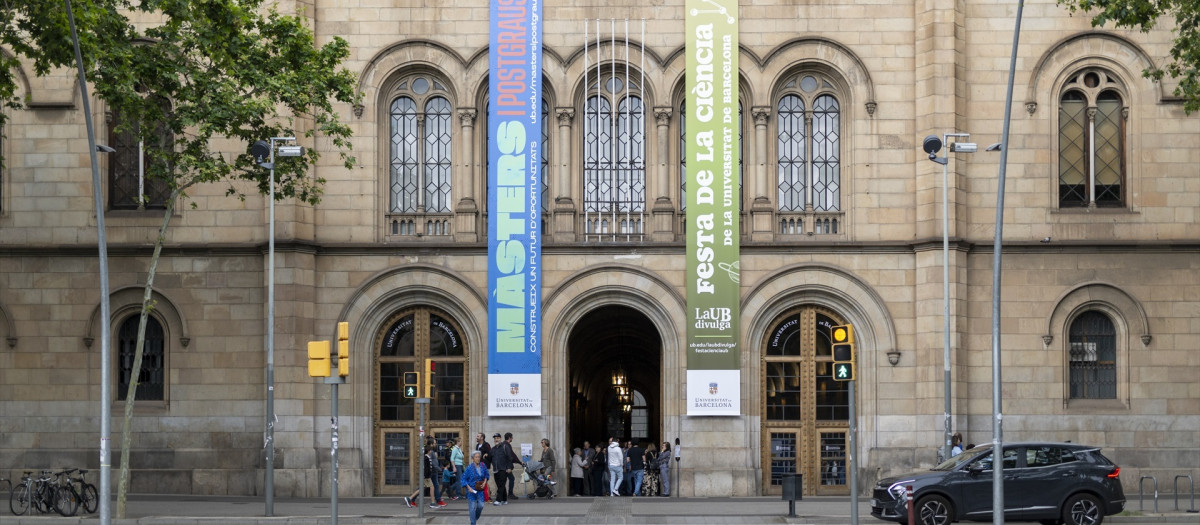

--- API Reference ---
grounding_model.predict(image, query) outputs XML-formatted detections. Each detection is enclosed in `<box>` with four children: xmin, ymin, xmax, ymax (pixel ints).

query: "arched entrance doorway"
<box><xmin>762</xmin><ymin>306</ymin><xmax>851</xmax><ymax>496</ymax></box>
<box><xmin>371</xmin><ymin>306</ymin><xmax>469</xmax><ymax>495</ymax></box>
<box><xmin>566</xmin><ymin>305</ymin><xmax>662</xmax><ymax>451</ymax></box>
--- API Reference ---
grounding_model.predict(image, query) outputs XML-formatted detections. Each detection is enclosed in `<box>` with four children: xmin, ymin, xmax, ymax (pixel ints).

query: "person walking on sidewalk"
<box><xmin>474</xmin><ymin>432</ymin><xmax>493</xmax><ymax>502</ymax></box>
<box><xmin>404</xmin><ymin>444</ymin><xmax>445</xmax><ymax>508</ymax></box>
<box><xmin>461</xmin><ymin>451</ymin><xmax>490</xmax><ymax>525</ymax></box>
<box><xmin>606</xmin><ymin>437</ymin><xmax>624</xmax><ymax>496</ymax></box>
<box><xmin>539</xmin><ymin>438</ymin><xmax>558</xmax><ymax>488</ymax></box>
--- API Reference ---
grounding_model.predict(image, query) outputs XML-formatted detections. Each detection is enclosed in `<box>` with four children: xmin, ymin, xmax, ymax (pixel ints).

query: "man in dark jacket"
<box><xmin>580</xmin><ymin>440</ymin><xmax>593</xmax><ymax>496</ymax></box>
<box><xmin>627</xmin><ymin>441</ymin><xmax>645</xmax><ymax>496</ymax></box>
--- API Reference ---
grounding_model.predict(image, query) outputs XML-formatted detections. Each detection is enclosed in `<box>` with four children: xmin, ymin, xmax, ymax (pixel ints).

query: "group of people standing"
<box><xmin>402</xmin><ymin>433</ymin><xmax>672</xmax><ymax>525</ymax></box>
<box><xmin>404</xmin><ymin>431</ymin><xmax>545</xmax><ymax>525</ymax></box>
<box><xmin>565</xmin><ymin>438</ymin><xmax>672</xmax><ymax>497</ymax></box>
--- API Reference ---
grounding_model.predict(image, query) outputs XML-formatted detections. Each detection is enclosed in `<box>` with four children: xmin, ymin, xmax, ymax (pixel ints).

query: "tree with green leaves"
<box><xmin>1058</xmin><ymin>0</ymin><xmax>1200</xmax><ymax>114</ymax></box>
<box><xmin>2</xmin><ymin>0</ymin><xmax>357</xmax><ymax>516</ymax></box>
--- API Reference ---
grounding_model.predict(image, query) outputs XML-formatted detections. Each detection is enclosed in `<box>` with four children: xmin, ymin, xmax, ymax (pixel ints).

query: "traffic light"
<box><xmin>831</xmin><ymin>324</ymin><xmax>855</xmax><ymax>381</ymax></box>
<box><xmin>402</xmin><ymin>372</ymin><xmax>419</xmax><ymax>398</ymax></box>
<box><xmin>337</xmin><ymin>322</ymin><xmax>350</xmax><ymax>378</ymax></box>
<box><xmin>308</xmin><ymin>340</ymin><xmax>331</xmax><ymax>377</ymax></box>
<box><xmin>423</xmin><ymin>359</ymin><xmax>436</xmax><ymax>398</ymax></box>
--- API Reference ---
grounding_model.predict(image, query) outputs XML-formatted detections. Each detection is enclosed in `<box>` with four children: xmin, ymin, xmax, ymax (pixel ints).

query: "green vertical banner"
<box><xmin>686</xmin><ymin>0</ymin><xmax>739</xmax><ymax>416</ymax></box>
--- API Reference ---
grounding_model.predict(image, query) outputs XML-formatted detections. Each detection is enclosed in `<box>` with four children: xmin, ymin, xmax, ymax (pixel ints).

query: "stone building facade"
<box><xmin>0</xmin><ymin>0</ymin><xmax>1197</xmax><ymax>498</ymax></box>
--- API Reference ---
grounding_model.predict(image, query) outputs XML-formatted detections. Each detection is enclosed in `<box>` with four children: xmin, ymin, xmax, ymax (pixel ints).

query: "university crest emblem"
<box><xmin>510</xmin><ymin>382</ymin><xmax>520</xmax><ymax>395</ymax></box>
<box><xmin>709</xmin><ymin>382</ymin><xmax>718</xmax><ymax>395</ymax></box>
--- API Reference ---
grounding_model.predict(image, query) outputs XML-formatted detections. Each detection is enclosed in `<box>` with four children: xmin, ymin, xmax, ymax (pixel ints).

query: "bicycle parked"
<box><xmin>9</xmin><ymin>469</ymin><xmax>83</xmax><ymax>516</ymax></box>
<box><xmin>68</xmin><ymin>468</ymin><xmax>98</xmax><ymax>514</ymax></box>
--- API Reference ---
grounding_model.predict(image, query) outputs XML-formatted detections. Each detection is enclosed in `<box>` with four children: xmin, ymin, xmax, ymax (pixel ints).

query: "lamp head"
<box><xmin>250</xmin><ymin>140</ymin><xmax>271</xmax><ymax>163</ymax></box>
<box><xmin>922</xmin><ymin>135</ymin><xmax>943</xmax><ymax>155</ymax></box>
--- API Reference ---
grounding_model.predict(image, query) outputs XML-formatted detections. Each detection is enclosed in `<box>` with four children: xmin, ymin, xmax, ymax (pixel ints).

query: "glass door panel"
<box><xmin>818</xmin><ymin>431</ymin><xmax>847</xmax><ymax>493</ymax></box>
<box><xmin>379</xmin><ymin>429</ymin><xmax>413</xmax><ymax>495</ymax></box>
<box><xmin>765</xmin><ymin>431</ymin><xmax>800</xmax><ymax>495</ymax></box>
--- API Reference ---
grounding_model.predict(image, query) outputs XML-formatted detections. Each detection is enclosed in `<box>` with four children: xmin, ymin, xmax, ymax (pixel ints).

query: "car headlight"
<box><xmin>888</xmin><ymin>481</ymin><xmax>913</xmax><ymax>502</ymax></box>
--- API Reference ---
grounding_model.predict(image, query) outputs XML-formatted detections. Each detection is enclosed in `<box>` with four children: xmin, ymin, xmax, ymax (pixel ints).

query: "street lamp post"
<box><xmin>924</xmin><ymin>133</ymin><xmax>976</xmax><ymax>462</ymax></box>
<box><xmin>251</xmin><ymin>138</ymin><xmax>302</xmax><ymax>516</ymax></box>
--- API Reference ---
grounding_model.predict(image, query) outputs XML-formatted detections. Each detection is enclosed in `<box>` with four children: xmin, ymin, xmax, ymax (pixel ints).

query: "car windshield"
<box><xmin>931</xmin><ymin>444</ymin><xmax>991</xmax><ymax>471</ymax></box>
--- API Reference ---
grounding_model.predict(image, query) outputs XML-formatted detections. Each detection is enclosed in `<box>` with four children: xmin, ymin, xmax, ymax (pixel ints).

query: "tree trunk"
<box><xmin>115</xmin><ymin>189</ymin><xmax>181</xmax><ymax>518</ymax></box>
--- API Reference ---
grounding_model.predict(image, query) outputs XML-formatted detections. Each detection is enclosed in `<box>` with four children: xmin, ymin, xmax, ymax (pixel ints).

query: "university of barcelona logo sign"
<box><xmin>510</xmin><ymin>382</ymin><xmax>520</xmax><ymax>395</ymax></box>
<box><xmin>709</xmin><ymin>382</ymin><xmax>719</xmax><ymax>395</ymax></box>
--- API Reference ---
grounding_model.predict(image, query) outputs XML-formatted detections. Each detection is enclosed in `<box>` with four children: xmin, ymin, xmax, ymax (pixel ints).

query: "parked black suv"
<box><xmin>871</xmin><ymin>442</ymin><xmax>1125</xmax><ymax>525</ymax></box>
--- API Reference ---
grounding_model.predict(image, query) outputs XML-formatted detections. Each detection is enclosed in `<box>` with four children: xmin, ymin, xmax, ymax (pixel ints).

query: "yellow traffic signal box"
<box><xmin>308</xmin><ymin>340</ymin><xmax>331</xmax><ymax>377</ymax></box>
<box><xmin>831</xmin><ymin>324</ymin><xmax>855</xmax><ymax>381</ymax></box>
<box><xmin>423</xmin><ymin>359</ymin><xmax>436</xmax><ymax>398</ymax></box>
<box><xmin>337</xmin><ymin>321</ymin><xmax>349</xmax><ymax>378</ymax></box>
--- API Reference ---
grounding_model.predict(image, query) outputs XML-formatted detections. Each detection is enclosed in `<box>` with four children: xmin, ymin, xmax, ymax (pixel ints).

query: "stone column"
<box><xmin>553</xmin><ymin>107</ymin><xmax>577</xmax><ymax>242</ymax></box>
<box><xmin>749</xmin><ymin>106</ymin><xmax>774</xmax><ymax>241</ymax></box>
<box><xmin>652</xmin><ymin>106</ymin><xmax>676</xmax><ymax>241</ymax></box>
<box><xmin>455</xmin><ymin>108</ymin><xmax>478</xmax><ymax>241</ymax></box>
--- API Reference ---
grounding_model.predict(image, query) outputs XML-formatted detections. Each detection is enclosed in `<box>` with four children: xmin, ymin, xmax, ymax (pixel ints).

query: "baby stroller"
<box><xmin>522</xmin><ymin>460</ymin><xmax>555</xmax><ymax>499</ymax></box>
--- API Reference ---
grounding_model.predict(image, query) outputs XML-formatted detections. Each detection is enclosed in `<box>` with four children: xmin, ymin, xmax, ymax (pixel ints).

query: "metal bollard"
<box><xmin>1139</xmin><ymin>475</ymin><xmax>1158</xmax><ymax>513</ymax></box>
<box><xmin>1173</xmin><ymin>475</ymin><xmax>1196</xmax><ymax>513</ymax></box>
<box><xmin>906</xmin><ymin>485</ymin><xmax>915</xmax><ymax>525</ymax></box>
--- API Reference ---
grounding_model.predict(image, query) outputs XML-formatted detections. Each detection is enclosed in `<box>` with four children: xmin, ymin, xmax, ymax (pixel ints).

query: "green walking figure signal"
<box><xmin>402</xmin><ymin>372</ymin><xmax>419</xmax><ymax>398</ymax></box>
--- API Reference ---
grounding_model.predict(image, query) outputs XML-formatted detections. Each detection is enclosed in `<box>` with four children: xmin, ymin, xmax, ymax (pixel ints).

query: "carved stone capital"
<box><xmin>353</xmin><ymin>103</ymin><xmax>365</xmax><ymax>118</ymax></box>
<box><xmin>1042</xmin><ymin>335</ymin><xmax>1053</xmax><ymax>347</ymax></box>
<box><xmin>1086</xmin><ymin>107</ymin><xmax>1097</xmax><ymax>121</ymax></box>
<box><xmin>84</xmin><ymin>337</ymin><xmax>94</xmax><ymax>348</ymax></box>
<box><xmin>865</xmin><ymin>101</ymin><xmax>877</xmax><ymax>116</ymax></box>
<box><xmin>1140</xmin><ymin>334</ymin><xmax>1152</xmax><ymax>346</ymax></box>
<box><xmin>556</xmin><ymin>107</ymin><xmax>575</xmax><ymax>126</ymax></box>
<box><xmin>654</xmin><ymin>106</ymin><xmax>673</xmax><ymax>126</ymax></box>
<box><xmin>751</xmin><ymin>106</ymin><xmax>770</xmax><ymax>126</ymax></box>
<box><xmin>457</xmin><ymin>108</ymin><xmax>477</xmax><ymax>127</ymax></box>
<box><xmin>5</xmin><ymin>337</ymin><xmax>15</xmax><ymax>349</ymax></box>
<box><xmin>1122</xmin><ymin>107</ymin><xmax>1129</xmax><ymax>121</ymax></box>
<box><xmin>1025</xmin><ymin>102</ymin><xmax>1037</xmax><ymax>115</ymax></box>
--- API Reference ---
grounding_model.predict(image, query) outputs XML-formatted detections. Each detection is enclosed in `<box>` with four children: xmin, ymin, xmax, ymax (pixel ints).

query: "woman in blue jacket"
<box><xmin>460</xmin><ymin>451</ymin><xmax>490</xmax><ymax>525</ymax></box>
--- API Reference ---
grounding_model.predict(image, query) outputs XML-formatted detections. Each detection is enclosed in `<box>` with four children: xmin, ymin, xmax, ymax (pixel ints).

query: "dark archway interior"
<box><xmin>567</xmin><ymin>305</ymin><xmax>662</xmax><ymax>450</ymax></box>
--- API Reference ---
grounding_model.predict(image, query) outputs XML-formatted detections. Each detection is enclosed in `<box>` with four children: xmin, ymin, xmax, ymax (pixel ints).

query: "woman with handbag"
<box><xmin>460</xmin><ymin>451</ymin><xmax>490</xmax><ymax>525</ymax></box>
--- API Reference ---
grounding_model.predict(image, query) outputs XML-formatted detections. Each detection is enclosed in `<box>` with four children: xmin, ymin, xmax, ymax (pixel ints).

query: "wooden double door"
<box><xmin>761</xmin><ymin>306</ymin><xmax>851</xmax><ymax>496</ymax></box>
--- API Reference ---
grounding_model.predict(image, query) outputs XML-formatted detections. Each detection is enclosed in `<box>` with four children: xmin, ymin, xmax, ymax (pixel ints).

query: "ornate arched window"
<box><xmin>108</xmin><ymin>96</ymin><xmax>173</xmax><ymax>210</ymax></box>
<box><xmin>583</xmin><ymin>71</ymin><xmax>645</xmax><ymax>240</ymax></box>
<box><xmin>774</xmin><ymin>73</ymin><xmax>842</xmax><ymax>236</ymax></box>
<box><xmin>1068</xmin><ymin>310</ymin><xmax>1117</xmax><ymax>399</ymax></box>
<box><xmin>1059</xmin><ymin>69</ymin><xmax>1125</xmax><ymax>208</ymax></box>
<box><xmin>117</xmin><ymin>315</ymin><xmax>166</xmax><ymax>401</ymax></box>
<box><xmin>388</xmin><ymin>75</ymin><xmax>453</xmax><ymax>226</ymax></box>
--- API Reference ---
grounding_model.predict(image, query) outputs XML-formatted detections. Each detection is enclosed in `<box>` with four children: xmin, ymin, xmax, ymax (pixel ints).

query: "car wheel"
<box><xmin>916</xmin><ymin>494</ymin><xmax>953</xmax><ymax>525</ymax></box>
<box><xmin>1062</xmin><ymin>493</ymin><xmax>1104</xmax><ymax>525</ymax></box>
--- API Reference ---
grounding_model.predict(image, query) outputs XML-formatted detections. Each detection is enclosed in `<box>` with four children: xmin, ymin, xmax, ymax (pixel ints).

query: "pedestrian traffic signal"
<box><xmin>337</xmin><ymin>322</ymin><xmax>350</xmax><ymax>378</ymax></box>
<box><xmin>402</xmin><ymin>372</ymin><xmax>419</xmax><ymax>398</ymax></box>
<box><xmin>831</xmin><ymin>324</ymin><xmax>855</xmax><ymax>381</ymax></box>
<box><xmin>424</xmin><ymin>359</ymin><xmax>436</xmax><ymax>398</ymax></box>
<box><xmin>308</xmin><ymin>340</ymin><xmax>331</xmax><ymax>377</ymax></box>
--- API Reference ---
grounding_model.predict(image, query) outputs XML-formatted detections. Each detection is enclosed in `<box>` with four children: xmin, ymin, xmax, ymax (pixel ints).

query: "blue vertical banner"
<box><xmin>487</xmin><ymin>0</ymin><xmax>542</xmax><ymax>416</ymax></box>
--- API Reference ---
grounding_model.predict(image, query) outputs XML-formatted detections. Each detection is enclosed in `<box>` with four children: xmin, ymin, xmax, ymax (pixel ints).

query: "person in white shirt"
<box><xmin>606</xmin><ymin>437</ymin><xmax>624</xmax><ymax>496</ymax></box>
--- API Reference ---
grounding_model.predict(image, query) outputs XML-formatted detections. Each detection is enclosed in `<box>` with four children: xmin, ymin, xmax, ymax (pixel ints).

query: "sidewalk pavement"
<box><xmin>1</xmin><ymin>493</ymin><xmax>1196</xmax><ymax>525</ymax></box>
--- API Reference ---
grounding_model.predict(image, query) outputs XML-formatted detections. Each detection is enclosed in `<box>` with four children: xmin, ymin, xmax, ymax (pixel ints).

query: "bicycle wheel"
<box><xmin>9</xmin><ymin>483</ymin><xmax>31</xmax><ymax>515</ymax></box>
<box><xmin>81</xmin><ymin>483</ymin><xmax>98</xmax><ymax>513</ymax></box>
<box><xmin>54</xmin><ymin>485</ymin><xmax>79</xmax><ymax>516</ymax></box>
